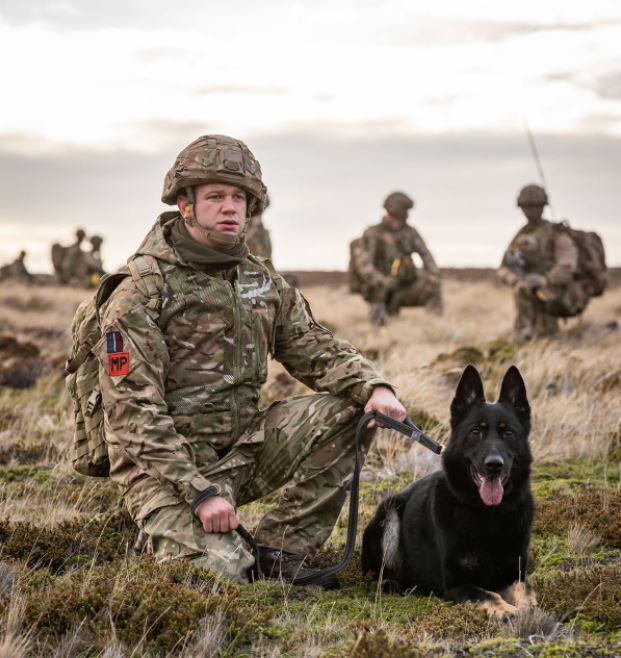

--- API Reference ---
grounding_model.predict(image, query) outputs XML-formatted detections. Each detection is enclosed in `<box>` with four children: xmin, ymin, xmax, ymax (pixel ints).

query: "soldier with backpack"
<box><xmin>65</xmin><ymin>134</ymin><xmax>406</xmax><ymax>587</ymax></box>
<box><xmin>498</xmin><ymin>184</ymin><xmax>607</xmax><ymax>342</ymax></box>
<box><xmin>348</xmin><ymin>191</ymin><xmax>443</xmax><ymax>326</ymax></box>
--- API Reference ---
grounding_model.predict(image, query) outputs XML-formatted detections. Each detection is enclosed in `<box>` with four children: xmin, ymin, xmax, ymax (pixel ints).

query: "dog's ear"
<box><xmin>451</xmin><ymin>365</ymin><xmax>485</xmax><ymax>427</ymax></box>
<box><xmin>498</xmin><ymin>365</ymin><xmax>530</xmax><ymax>423</ymax></box>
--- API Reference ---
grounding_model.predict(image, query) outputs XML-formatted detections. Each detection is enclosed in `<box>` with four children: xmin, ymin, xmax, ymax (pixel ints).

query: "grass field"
<box><xmin>0</xmin><ymin>276</ymin><xmax>620</xmax><ymax>657</ymax></box>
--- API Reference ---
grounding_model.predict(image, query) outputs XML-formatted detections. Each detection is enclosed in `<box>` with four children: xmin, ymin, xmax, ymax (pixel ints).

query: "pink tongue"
<box><xmin>479</xmin><ymin>477</ymin><xmax>504</xmax><ymax>506</ymax></box>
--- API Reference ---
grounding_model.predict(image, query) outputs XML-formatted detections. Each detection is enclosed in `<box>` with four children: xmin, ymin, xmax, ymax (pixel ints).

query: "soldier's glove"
<box><xmin>518</xmin><ymin>273</ymin><xmax>547</xmax><ymax>293</ymax></box>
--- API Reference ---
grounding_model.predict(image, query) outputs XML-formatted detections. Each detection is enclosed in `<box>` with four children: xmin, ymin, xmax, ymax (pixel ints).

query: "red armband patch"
<box><xmin>108</xmin><ymin>352</ymin><xmax>130</xmax><ymax>376</ymax></box>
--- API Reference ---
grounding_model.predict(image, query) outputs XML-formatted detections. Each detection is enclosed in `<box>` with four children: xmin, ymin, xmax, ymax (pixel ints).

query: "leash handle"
<box><xmin>373</xmin><ymin>411</ymin><xmax>443</xmax><ymax>455</ymax></box>
<box><xmin>240</xmin><ymin>410</ymin><xmax>442</xmax><ymax>586</ymax></box>
<box><xmin>289</xmin><ymin>410</ymin><xmax>442</xmax><ymax>586</ymax></box>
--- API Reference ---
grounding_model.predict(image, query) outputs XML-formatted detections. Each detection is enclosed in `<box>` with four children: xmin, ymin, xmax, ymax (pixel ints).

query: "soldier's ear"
<box><xmin>177</xmin><ymin>195</ymin><xmax>193</xmax><ymax>220</ymax></box>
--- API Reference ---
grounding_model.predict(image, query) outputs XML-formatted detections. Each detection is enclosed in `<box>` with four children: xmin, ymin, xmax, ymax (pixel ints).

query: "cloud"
<box><xmin>593</xmin><ymin>71</ymin><xmax>621</xmax><ymax>100</ymax></box>
<box><xmin>1</xmin><ymin>130</ymin><xmax>620</xmax><ymax>272</ymax></box>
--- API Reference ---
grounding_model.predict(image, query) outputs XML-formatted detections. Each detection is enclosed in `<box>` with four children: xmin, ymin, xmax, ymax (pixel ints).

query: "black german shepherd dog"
<box><xmin>361</xmin><ymin>365</ymin><xmax>536</xmax><ymax>618</ymax></box>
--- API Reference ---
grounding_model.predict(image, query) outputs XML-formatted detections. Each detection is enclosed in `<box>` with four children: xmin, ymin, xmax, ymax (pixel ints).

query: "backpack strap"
<box><xmin>127</xmin><ymin>254</ymin><xmax>163</xmax><ymax>311</ymax></box>
<box><xmin>65</xmin><ymin>271</ymin><xmax>130</xmax><ymax>375</ymax></box>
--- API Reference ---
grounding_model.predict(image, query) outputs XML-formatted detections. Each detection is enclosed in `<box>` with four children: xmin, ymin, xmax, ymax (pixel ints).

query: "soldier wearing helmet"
<box><xmin>52</xmin><ymin>228</ymin><xmax>87</xmax><ymax>285</ymax></box>
<box><xmin>0</xmin><ymin>249</ymin><xmax>33</xmax><ymax>283</ymax></box>
<box><xmin>95</xmin><ymin>134</ymin><xmax>406</xmax><ymax>586</ymax></box>
<box><xmin>348</xmin><ymin>191</ymin><xmax>442</xmax><ymax>325</ymax></box>
<box><xmin>74</xmin><ymin>234</ymin><xmax>106</xmax><ymax>287</ymax></box>
<box><xmin>498</xmin><ymin>183</ymin><xmax>590</xmax><ymax>342</ymax></box>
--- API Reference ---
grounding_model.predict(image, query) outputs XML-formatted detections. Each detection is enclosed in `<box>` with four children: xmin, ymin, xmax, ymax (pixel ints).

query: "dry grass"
<box><xmin>0</xmin><ymin>276</ymin><xmax>620</xmax><ymax>656</ymax></box>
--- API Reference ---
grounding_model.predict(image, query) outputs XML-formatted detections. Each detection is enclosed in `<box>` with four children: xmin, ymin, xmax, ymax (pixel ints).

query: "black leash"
<box><xmin>237</xmin><ymin>410</ymin><xmax>442</xmax><ymax>586</ymax></box>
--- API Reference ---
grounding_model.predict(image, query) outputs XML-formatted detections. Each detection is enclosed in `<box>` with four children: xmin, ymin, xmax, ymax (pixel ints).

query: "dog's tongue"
<box><xmin>479</xmin><ymin>477</ymin><xmax>504</xmax><ymax>506</ymax></box>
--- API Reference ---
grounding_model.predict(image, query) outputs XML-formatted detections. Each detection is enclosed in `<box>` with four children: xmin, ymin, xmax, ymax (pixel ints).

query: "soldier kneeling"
<box><xmin>348</xmin><ymin>192</ymin><xmax>442</xmax><ymax>326</ymax></box>
<box><xmin>498</xmin><ymin>184</ymin><xmax>607</xmax><ymax>342</ymax></box>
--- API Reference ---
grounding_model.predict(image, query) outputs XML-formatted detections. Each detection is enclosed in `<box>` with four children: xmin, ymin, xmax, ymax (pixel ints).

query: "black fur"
<box><xmin>361</xmin><ymin>365</ymin><xmax>534</xmax><ymax>606</ymax></box>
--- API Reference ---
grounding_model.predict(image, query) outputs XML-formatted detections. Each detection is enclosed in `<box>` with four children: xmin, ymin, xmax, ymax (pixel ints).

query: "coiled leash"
<box><xmin>236</xmin><ymin>410</ymin><xmax>443</xmax><ymax>586</ymax></box>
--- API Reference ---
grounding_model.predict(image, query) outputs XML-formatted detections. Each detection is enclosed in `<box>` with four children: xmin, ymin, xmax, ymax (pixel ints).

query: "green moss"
<box><xmin>486</xmin><ymin>339</ymin><xmax>518</xmax><ymax>364</ymax></box>
<box><xmin>0</xmin><ymin>511</ymin><xmax>136</xmax><ymax>572</ymax></box>
<box><xmin>20</xmin><ymin>560</ymin><xmax>235</xmax><ymax>654</ymax></box>
<box><xmin>0</xmin><ymin>464</ymin><xmax>44</xmax><ymax>482</ymax></box>
<box><xmin>532</xmin><ymin>563</ymin><xmax>621</xmax><ymax>630</ymax></box>
<box><xmin>533</xmin><ymin>488</ymin><xmax>621</xmax><ymax>549</ymax></box>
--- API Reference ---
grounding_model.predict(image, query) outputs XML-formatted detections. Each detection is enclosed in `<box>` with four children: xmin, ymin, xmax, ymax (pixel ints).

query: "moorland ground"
<box><xmin>0</xmin><ymin>274</ymin><xmax>620</xmax><ymax>657</ymax></box>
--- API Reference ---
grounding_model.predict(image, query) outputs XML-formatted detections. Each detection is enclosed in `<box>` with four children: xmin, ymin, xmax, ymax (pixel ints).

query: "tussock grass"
<box><xmin>0</xmin><ymin>277</ymin><xmax>620</xmax><ymax>655</ymax></box>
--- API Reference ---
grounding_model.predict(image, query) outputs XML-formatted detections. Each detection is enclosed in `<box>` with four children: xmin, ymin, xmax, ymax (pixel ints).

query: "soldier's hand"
<box><xmin>364</xmin><ymin>386</ymin><xmax>407</xmax><ymax>429</ymax></box>
<box><xmin>518</xmin><ymin>273</ymin><xmax>547</xmax><ymax>292</ymax></box>
<box><xmin>195</xmin><ymin>496</ymin><xmax>239</xmax><ymax>534</ymax></box>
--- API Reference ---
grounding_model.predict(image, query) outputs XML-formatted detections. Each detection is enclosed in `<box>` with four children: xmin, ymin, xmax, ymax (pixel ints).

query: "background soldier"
<box><xmin>0</xmin><ymin>249</ymin><xmax>33</xmax><ymax>283</ymax></box>
<box><xmin>51</xmin><ymin>228</ymin><xmax>86</xmax><ymax>285</ymax></box>
<box><xmin>498</xmin><ymin>184</ymin><xmax>592</xmax><ymax>342</ymax></box>
<box><xmin>348</xmin><ymin>191</ymin><xmax>442</xmax><ymax>325</ymax></box>
<box><xmin>246</xmin><ymin>193</ymin><xmax>272</xmax><ymax>259</ymax></box>
<box><xmin>75</xmin><ymin>234</ymin><xmax>106</xmax><ymax>287</ymax></box>
<box><xmin>95</xmin><ymin>134</ymin><xmax>406</xmax><ymax>586</ymax></box>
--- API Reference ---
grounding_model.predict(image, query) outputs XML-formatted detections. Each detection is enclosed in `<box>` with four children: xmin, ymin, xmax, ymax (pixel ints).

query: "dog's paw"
<box><xmin>478</xmin><ymin>592</ymin><xmax>518</xmax><ymax>622</ymax></box>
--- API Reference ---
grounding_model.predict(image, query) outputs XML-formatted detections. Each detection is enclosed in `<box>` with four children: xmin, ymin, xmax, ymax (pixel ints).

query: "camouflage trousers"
<box><xmin>514</xmin><ymin>281</ymin><xmax>590</xmax><ymax>342</ymax></box>
<box><xmin>133</xmin><ymin>394</ymin><xmax>371</xmax><ymax>583</ymax></box>
<box><xmin>361</xmin><ymin>272</ymin><xmax>443</xmax><ymax>315</ymax></box>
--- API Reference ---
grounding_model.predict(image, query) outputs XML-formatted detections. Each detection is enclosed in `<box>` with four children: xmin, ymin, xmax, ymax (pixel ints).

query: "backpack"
<box><xmin>64</xmin><ymin>255</ymin><xmax>162</xmax><ymax>477</ymax></box>
<box><xmin>347</xmin><ymin>237</ymin><xmax>366</xmax><ymax>293</ymax></box>
<box><xmin>559</xmin><ymin>222</ymin><xmax>608</xmax><ymax>297</ymax></box>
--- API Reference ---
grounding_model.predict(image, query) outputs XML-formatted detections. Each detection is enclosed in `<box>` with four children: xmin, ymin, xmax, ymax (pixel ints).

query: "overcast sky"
<box><xmin>1</xmin><ymin>0</ymin><xmax>620</xmax><ymax>271</ymax></box>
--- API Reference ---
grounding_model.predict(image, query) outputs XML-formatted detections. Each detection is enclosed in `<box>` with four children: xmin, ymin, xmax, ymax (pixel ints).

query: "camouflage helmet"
<box><xmin>516</xmin><ymin>184</ymin><xmax>548</xmax><ymax>207</ymax></box>
<box><xmin>161</xmin><ymin>134</ymin><xmax>266</xmax><ymax>217</ymax></box>
<box><xmin>90</xmin><ymin>235</ymin><xmax>103</xmax><ymax>248</ymax></box>
<box><xmin>383</xmin><ymin>191</ymin><xmax>414</xmax><ymax>220</ymax></box>
<box><xmin>75</xmin><ymin>228</ymin><xmax>86</xmax><ymax>240</ymax></box>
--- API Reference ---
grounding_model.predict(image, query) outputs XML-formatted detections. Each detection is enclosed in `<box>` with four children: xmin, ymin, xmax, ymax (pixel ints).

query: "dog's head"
<box><xmin>442</xmin><ymin>364</ymin><xmax>532</xmax><ymax>507</ymax></box>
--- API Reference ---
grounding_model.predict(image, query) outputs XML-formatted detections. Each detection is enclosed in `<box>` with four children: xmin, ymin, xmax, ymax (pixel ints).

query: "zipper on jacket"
<box><xmin>230</xmin><ymin>276</ymin><xmax>242</xmax><ymax>440</ymax></box>
<box><xmin>254</xmin><ymin>314</ymin><xmax>264</xmax><ymax>381</ymax></box>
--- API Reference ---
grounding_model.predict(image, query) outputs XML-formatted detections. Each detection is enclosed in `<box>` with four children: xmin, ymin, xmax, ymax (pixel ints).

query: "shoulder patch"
<box><xmin>108</xmin><ymin>351</ymin><xmax>130</xmax><ymax>376</ymax></box>
<box><xmin>106</xmin><ymin>330</ymin><xmax>124</xmax><ymax>353</ymax></box>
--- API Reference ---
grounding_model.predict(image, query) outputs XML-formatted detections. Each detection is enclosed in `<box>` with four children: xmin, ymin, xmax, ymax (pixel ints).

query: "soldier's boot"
<box><xmin>257</xmin><ymin>547</ymin><xmax>340</xmax><ymax>590</ymax></box>
<box><xmin>370</xmin><ymin>303</ymin><xmax>388</xmax><ymax>326</ymax></box>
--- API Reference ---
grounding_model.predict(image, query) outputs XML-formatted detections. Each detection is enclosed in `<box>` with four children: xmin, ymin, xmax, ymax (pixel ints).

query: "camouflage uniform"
<box><xmin>75</xmin><ymin>236</ymin><xmax>106</xmax><ymax>287</ymax></box>
<box><xmin>53</xmin><ymin>229</ymin><xmax>86</xmax><ymax>285</ymax></box>
<box><xmin>97</xmin><ymin>211</ymin><xmax>390</xmax><ymax>583</ymax></box>
<box><xmin>0</xmin><ymin>251</ymin><xmax>32</xmax><ymax>282</ymax></box>
<box><xmin>349</xmin><ymin>199</ymin><xmax>442</xmax><ymax>319</ymax></box>
<box><xmin>246</xmin><ymin>215</ymin><xmax>272</xmax><ymax>259</ymax></box>
<box><xmin>498</xmin><ymin>185</ymin><xmax>589</xmax><ymax>342</ymax></box>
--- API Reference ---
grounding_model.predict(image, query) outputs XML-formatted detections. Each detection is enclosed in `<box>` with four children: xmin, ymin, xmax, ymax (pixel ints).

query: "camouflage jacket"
<box><xmin>498</xmin><ymin>219</ymin><xmax>578</xmax><ymax>287</ymax></box>
<box><xmin>96</xmin><ymin>213</ymin><xmax>391</xmax><ymax>517</ymax></box>
<box><xmin>352</xmin><ymin>220</ymin><xmax>440</xmax><ymax>289</ymax></box>
<box><xmin>246</xmin><ymin>217</ymin><xmax>272</xmax><ymax>259</ymax></box>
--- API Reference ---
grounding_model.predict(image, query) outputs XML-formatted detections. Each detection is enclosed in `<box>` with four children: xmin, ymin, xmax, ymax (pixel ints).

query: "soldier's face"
<box><xmin>521</xmin><ymin>205</ymin><xmax>544</xmax><ymax>223</ymax></box>
<box><xmin>384</xmin><ymin>214</ymin><xmax>407</xmax><ymax>230</ymax></box>
<box><xmin>179</xmin><ymin>183</ymin><xmax>247</xmax><ymax>238</ymax></box>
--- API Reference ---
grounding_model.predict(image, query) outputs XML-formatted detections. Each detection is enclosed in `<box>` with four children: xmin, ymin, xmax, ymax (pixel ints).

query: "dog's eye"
<box><xmin>470</xmin><ymin>428</ymin><xmax>481</xmax><ymax>437</ymax></box>
<box><xmin>503</xmin><ymin>429</ymin><xmax>514</xmax><ymax>438</ymax></box>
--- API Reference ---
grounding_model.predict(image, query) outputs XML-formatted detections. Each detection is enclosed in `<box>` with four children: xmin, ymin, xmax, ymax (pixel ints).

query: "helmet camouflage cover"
<box><xmin>516</xmin><ymin>184</ymin><xmax>548</xmax><ymax>207</ymax></box>
<box><xmin>162</xmin><ymin>134</ymin><xmax>267</xmax><ymax>217</ymax></box>
<box><xmin>383</xmin><ymin>191</ymin><xmax>414</xmax><ymax>220</ymax></box>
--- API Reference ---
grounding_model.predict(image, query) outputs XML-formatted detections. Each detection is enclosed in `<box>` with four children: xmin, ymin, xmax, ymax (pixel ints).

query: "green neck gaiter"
<box><xmin>170</xmin><ymin>216</ymin><xmax>248</xmax><ymax>269</ymax></box>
